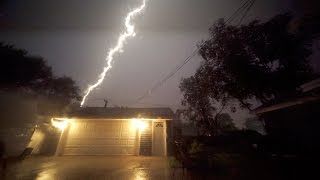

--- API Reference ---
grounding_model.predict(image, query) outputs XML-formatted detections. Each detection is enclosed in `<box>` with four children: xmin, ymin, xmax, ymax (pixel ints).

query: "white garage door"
<box><xmin>63</xmin><ymin>120</ymin><xmax>137</xmax><ymax>155</ymax></box>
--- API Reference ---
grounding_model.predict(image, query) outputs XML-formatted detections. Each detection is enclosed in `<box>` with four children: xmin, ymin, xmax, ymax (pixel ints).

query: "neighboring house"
<box><xmin>46</xmin><ymin>107</ymin><xmax>175</xmax><ymax>156</ymax></box>
<box><xmin>255</xmin><ymin>78</ymin><xmax>320</xmax><ymax>154</ymax></box>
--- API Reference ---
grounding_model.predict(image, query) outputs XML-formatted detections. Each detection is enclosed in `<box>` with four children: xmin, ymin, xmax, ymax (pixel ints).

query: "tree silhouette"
<box><xmin>0</xmin><ymin>43</ymin><xmax>80</xmax><ymax>113</ymax></box>
<box><xmin>245</xmin><ymin>117</ymin><xmax>265</xmax><ymax>134</ymax></box>
<box><xmin>181</xmin><ymin>13</ymin><xmax>317</xmax><ymax>109</ymax></box>
<box><xmin>180</xmin><ymin>13</ymin><xmax>318</xmax><ymax>134</ymax></box>
<box><xmin>0</xmin><ymin>43</ymin><xmax>52</xmax><ymax>92</ymax></box>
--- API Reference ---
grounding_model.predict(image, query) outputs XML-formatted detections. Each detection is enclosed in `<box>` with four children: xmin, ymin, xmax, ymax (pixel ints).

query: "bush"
<box><xmin>168</xmin><ymin>157</ymin><xmax>182</xmax><ymax>168</ymax></box>
<box><xmin>188</xmin><ymin>140</ymin><xmax>209</xmax><ymax>169</ymax></box>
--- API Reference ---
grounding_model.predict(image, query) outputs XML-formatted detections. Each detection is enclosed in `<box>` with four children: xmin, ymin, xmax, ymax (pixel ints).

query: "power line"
<box><xmin>90</xmin><ymin>0</ymin><xmax>257</xmax><ymax>108</ymax></box>
<box><xmin>226</xmin><ymin>0</ymin><xmax>253</xmax><ymax>24</ymax></box>
<box><xmin>132</xmin><ymin>0</ymin><xmax>256</xmax><ymax>106</ymax></box>
<box><xmin>133</xmin><ymin>50</ymin><xmax>197</xmax><ymax>105</ymax></box>
<box><xmin>237</xmin><ymin>0</ymin><xmax>256</xmax><ymax>26</ymax></box>
<box><xmin>132</xmin><ymin>0</ymin><xmax>255</xmax><ymax>105</ymax></box>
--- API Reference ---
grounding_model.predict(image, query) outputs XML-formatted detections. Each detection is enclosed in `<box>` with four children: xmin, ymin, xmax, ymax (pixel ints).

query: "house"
<box><xmin>50</xmin><ymin>107</ymin><xmax>175</xmax><ymax>156</ymax></box>
<box><xmin>255</xmin><ymin>78</ymin><xmax>320</xmax><ymax>154</ymax></box>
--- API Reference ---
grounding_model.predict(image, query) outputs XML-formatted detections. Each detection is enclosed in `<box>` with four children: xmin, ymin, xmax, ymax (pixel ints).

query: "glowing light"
<box><xmin>80</xmin><ymin>0</ymin><xmax>147</xmax><ymax>107</ymax></box>
<box><xmin>51</xmin><ymin>118</ymin><xmax>71</xmax><ymax>130</ymax></box>
<box><xmin>132</xmin><ymin>118</ymin><xmax>148</xmax><ymax>131</ymax></box>
<box><xmin>134</xmin><ymin>168</ymin><xmax>148</xmax><ymax>180</ymax></box>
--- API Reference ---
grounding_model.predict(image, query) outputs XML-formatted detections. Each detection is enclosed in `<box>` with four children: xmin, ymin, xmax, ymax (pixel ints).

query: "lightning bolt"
<box><xmin>80</xmin><ymin>0</ymin><xmax>146</xmax><ymax>107</ymax></box>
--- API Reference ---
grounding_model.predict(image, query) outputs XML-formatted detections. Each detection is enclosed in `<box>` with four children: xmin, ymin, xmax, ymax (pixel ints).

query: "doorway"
<box><xmin>152</xmin><ymin>121</ymin><xmax>166</xmax><ymax>156</ymax></box>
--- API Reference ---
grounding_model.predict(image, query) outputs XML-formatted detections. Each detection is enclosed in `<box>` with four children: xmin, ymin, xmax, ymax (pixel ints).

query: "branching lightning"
<box><xmin>80</xmin><ymin>0</ymin><xmax>146</xmax><ymax>107</ymax></box>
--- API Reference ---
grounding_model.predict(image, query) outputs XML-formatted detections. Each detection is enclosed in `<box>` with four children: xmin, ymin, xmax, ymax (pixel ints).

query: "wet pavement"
<box><xmin>5</xmin><ymin>156</ymin><xmax>188</xmax><ymax>180</ymax></box>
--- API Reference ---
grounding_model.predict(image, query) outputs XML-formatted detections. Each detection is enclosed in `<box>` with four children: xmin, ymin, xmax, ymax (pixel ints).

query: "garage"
<box><xmin>52</xmin><ymin>107</ymin><xmax>174</xmax><ymax>156</ymax></box>
<box><xmin>62</xmin><ymin>120</ymin><xmax>137</xmax><ymax>155</ymax></box>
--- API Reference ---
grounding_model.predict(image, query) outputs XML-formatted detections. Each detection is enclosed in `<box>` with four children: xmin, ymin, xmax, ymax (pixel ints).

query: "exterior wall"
<box><xmin>55</xmin><ymin>125</ymin><xmax>69</xmax><ymax>156</ymax></box>
<box><xmin>26</xmin><ymin>124</ymin><xmax>60</xmax><ymax>156</ymax></box>
<box><xmin>27</xmin><ymin>128</ymin><xmax>45</xmax><ymax>154</ymax></box>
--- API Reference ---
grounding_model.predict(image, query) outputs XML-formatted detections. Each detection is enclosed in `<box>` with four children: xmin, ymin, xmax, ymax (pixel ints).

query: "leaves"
<box><xmin>180</xmin><ymin>13</ymin><xmax>318</xmax><ymax>135</ymax></box>
<box><xmin>0</xmin><ymin>43</ymin><xmax>81</xmax><ymax>112</ymax></box>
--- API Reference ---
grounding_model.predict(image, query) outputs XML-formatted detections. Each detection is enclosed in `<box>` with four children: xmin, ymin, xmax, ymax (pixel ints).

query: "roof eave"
<box><xmin>255</xmin><ymin>96</ymin><xmax>320</xmax><ymax>114</ymax></box>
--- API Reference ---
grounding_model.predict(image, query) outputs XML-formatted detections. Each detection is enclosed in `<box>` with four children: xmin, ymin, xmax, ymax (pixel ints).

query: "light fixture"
<box><xmin>131</xmin><ymin>118</ymin><xmax>148</xmax><ymax>131</ymax></box>
<box><xmin>51</xmin><ymin>118</ymin><xmax>71</xmax><ymax>131</ymax></box>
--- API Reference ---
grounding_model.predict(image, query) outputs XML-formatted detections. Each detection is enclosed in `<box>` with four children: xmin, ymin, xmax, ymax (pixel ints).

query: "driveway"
<box><xmin>5</xmin><ymin>156</ymin><xmax>186</xmax><ymax>180</ymax></box>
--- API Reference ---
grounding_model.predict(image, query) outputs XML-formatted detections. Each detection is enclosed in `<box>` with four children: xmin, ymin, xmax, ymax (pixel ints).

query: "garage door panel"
<box><xmin>66</xmin><ymin>137</ymin><xmax>136</xmax><ymax>143</ymax></box>
<box><xmin>66</xmin><ymin>139</ymin><xmax>134</xmax><ymax>146</ymax></box>
<box><xmin>63</xmin><ymin>147</ymin><xmax>135</xmax><ymax>155</ymax></box>
<box><xmin>63</xmin><ymin>120</ymin><xmax>137</xmax><ymax>155</ymax></box>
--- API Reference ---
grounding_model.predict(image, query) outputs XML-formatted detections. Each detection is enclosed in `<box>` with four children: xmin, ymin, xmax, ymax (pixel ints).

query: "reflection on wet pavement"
<box><xmin>5</xmin><ymin>156</ymin><xmax>184</xmax><ymax>180</ymax></box>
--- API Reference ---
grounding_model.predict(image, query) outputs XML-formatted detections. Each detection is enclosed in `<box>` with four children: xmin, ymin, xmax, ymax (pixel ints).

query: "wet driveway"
<box><xmin>5</xmin><ymin>156</ymin><xmax>184</xmax><ymax>180</ymax></box>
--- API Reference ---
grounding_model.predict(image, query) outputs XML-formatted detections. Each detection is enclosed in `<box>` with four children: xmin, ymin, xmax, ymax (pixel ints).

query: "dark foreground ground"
<box><xmin>2</xmin><ymin>155</ymin><xmax>319</xmax><ymax>180</ymax></box>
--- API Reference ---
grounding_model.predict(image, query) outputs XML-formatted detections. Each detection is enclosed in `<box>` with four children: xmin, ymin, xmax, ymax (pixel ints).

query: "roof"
<box><xmin>255</xmin><ymin>78</ymin><xmax>320</xmax><ymax>114</ymax></box>
<box><xmin>300</xmin><ymin>78</ymin><xmax>320</xmax><ymax>93</ymax></box>
<box><xmin>255</xmin><ymin>96</ymin><xmax>320</xmax><ymax>114</ymax></box>
<box><xmin>68</xmin><ymin>107</ymin><xmax>175</xmax><ymax>119</ymax></box>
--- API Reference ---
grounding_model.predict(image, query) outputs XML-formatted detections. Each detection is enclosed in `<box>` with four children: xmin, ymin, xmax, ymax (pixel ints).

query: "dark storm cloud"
<box><xmin>0</xmin><ymin>0</ymin><xmax>304</xmax><ymax>32</ymax></box>
<box><xmin>1</xmin><ymin>0</ymin><xmax>127</xmax><ymax>31</ymax></box>
<box><xmin>1</xmin><ymin>0</ymin><xmax>318</xmax><ymax>128</ymax></box>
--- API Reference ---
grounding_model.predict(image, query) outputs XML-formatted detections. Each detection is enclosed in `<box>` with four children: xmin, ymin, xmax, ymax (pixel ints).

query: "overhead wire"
<box><xmin>237</xmin><ymin>0</ymin><xmax>256</xmax><ymax>26</ymax></box>
<box><xmin>131</xmin><ymin>0</ymin><xmax>256</xmax><ymax>106</ymax></box>
<box><xmin>133</xmin><ymin>50</ymin><xmax>198</xmax><ymax>104</ymax></box>
<box><xmin>226</xmin><ymin>0</ymin><xmax>253</xmax><ymax>24</ymax></box>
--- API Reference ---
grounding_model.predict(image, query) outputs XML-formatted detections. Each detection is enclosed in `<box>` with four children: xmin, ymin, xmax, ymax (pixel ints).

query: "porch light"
<box><xmin>131</xmin><ymin>118</ymin><xmax>148</xmax><ymax>131</ymax></box>
<box><xmin>51</xmin><ymin>118</ymin><xmax>71</xmax><ymax>131</ymax></box>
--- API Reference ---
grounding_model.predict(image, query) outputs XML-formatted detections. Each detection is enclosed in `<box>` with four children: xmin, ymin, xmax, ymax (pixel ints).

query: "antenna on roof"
<box><xmin>104</xmin><ymin>99</ymin><xmax>108</xmax><ymax>108</ymax></box>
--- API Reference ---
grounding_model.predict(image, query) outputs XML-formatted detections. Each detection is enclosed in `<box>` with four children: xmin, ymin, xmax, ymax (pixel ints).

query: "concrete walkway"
<box><xmin>5</xmin><ymin>156</ymin><xmax>187</xmax><ymax>180</ymax></box>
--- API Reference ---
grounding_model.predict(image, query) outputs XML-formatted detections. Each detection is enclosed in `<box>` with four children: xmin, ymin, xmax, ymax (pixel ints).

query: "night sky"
<box><xmin>1</xmin><ymin>0</ymin><xmax>319</xmax><ymax>127</ymax></box>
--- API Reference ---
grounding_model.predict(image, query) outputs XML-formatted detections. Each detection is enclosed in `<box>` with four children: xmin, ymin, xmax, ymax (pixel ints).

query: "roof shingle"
<box><xmin>69</xmin><ymin>107</ymin><xmax>174</xmax><ymax>119</ymax></box>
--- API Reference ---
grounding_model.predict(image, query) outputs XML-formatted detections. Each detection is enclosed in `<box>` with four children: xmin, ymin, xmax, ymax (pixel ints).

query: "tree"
<box><xmin>180</xmin><ymin>94</ymin><xmax>236</xmax><ymax>136</ymax></box>
<box><xmin>245</xmin><ymin>117</ymin><xmax>265</xmax><ymax>134</ymax></box>
<box><xmin>0</xmin><ymin>43</ymin><xmax>81</xmax><ymax>115</ymax></box>
<box><xmin>183</xmin><ymin>13</ymin><xmax>317</xmax><ymax>109</ymax></box>
<box><xmin>0</xmin><ymin>43</ymin><xmax>52</xmax><ymax>92</ymax></box>
<box><xmin>216</xmin><ymin>113</ymin><xmax>237</xmax><ymax>132</ymax></box>
<box><xmin>180</xmin><ymin>13</ymin><xmax>318</xmax><ymax>134</ymax></box>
